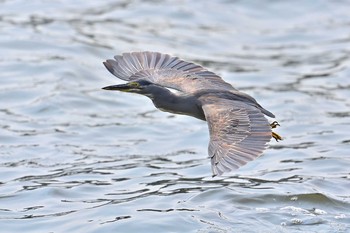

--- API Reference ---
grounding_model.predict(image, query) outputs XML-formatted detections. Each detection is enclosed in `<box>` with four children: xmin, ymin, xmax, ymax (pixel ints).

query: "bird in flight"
<box><xmin>102</xmin><ymin>51</ymin><xmax>282</xmax><ymax>176</ymax></box>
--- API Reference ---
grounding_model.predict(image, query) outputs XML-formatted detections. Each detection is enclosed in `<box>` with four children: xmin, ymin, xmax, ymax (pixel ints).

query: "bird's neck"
<box><xmin>148</xmin><ymin>89</ymin><xmax>205</xmax><ymax>121</ymax></box>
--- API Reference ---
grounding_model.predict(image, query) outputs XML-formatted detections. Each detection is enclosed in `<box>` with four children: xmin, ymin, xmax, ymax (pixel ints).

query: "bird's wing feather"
<box><xmin>103</xmin><ymin>51</ymin><xmax>235</xmax><ymax>94</ymax></box>
<box><xmin>200</xmin><ymin>95</ymin><xmax>272</xmax><ymax>176</ymax></box>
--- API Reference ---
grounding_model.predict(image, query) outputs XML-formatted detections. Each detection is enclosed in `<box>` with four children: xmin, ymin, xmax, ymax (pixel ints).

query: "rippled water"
<box><xmin>1</xmin><ymin>0</ymin><xmax>350</xmax><ymax>232</ymax></box>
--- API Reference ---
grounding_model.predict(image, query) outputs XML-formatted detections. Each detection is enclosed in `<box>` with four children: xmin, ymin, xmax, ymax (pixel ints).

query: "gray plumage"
<box><xmin>103</xmin><ymin>51</ymin><xmax>278</xmax><ymax>176</ymax></box>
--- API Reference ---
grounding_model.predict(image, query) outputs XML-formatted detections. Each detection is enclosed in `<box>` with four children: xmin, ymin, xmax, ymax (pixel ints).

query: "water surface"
<box><xmin>1</xmin><ymin>0</ymin><xmax>350</xmax><ymax>232</ymax></box>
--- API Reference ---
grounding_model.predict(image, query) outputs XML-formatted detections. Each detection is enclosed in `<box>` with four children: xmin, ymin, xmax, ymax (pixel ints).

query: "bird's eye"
<box><xmin>130</xmin><ymin>82</ymin><xmax>140</xmax><ymax>88</ymax></box>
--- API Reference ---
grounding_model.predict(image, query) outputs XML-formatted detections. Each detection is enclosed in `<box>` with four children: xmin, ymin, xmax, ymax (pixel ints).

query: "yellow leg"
<box><xmin>270</xmin><ymin>121</ymin><xmax>282</xmax><ymax>141</ymax></box>
<box><xmin>272</xmin><ymin>132</ymin><xmax>283</xmax><ymax>141</ymax></box>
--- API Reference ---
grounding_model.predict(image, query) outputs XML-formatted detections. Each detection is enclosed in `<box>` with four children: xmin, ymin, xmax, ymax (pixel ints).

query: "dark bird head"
<box><xmin>102</xmin><ymin>79</ymin><xmax>155</xmax><ymax>95</ymax></box>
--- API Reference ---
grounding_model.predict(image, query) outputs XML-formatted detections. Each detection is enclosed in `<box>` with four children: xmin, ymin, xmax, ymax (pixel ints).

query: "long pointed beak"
<box><xmin>102</xmin><ymin>84</ymin><xmax>131</xmax><ymax>91</ymax></box>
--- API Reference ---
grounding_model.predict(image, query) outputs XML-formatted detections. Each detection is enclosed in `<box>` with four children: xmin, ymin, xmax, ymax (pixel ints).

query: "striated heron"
<box><xmin>102</xmin><ymin>51</ymin><xmax>282</xmax><ymax>176</ymax></box>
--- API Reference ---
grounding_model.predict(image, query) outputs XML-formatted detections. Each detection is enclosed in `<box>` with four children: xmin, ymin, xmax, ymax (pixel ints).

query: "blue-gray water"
<box><xmin>1</xmin><ymin>0</ymin><xmax>350</xmax><ymax>232</ymax></box>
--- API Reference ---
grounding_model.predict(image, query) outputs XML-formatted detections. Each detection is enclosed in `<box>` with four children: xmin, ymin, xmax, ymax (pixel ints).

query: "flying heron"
<box><xmin>102</xmin><ymin>51</ymin><xmax>282</xmax><ymax>176</ymax></box>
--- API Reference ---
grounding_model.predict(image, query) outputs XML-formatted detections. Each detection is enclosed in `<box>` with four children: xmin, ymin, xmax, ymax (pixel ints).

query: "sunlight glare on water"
<box><xmin>1</xmin><ymin>0</ymin><xmax>350</xmax><ymax>232</ymax></box>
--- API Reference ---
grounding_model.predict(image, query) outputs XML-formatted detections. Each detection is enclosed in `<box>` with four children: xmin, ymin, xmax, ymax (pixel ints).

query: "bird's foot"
<box><xmin>272</xmin><ymin>132</ymin><xmax>283</xmax><ymax>141</ymax></box>
<box><xmin>270</xmin><ymin>121</ymin><xmax>282</xmax><ymax>141</ymax></box>
<box><xmin>270</xmin><ymin>121</ymin><xmax>280</xmax><ymax>129</ymax></box>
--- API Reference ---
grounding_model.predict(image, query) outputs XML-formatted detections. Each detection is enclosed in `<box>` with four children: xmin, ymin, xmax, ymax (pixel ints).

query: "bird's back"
<box><xmin>196</xmin><ymin>89</ymin><xmax>275</xmax><ymax>118</ymax></box>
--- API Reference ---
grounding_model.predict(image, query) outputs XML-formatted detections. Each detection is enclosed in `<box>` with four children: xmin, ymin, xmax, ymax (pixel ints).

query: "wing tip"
<box><xmin>103</xmin><ymin>60</ymin><xmax>115</xmax><ymax>75</ymax></box>
<box><xmin>262</xmin><ymin>108</ymin><xmax>275</xmax><ymax>118</ymax></box>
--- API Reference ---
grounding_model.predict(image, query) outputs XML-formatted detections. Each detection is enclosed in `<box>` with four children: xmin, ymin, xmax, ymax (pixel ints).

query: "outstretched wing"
<box><xmin>200</xmin><ymin>96</ymin><xmax>272</xmax><ymax>176</ymax></box>
<box><xmin>103</xmin><ymin>51</ymin><xmax>235</xmax><ymax>94</ymax></box>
